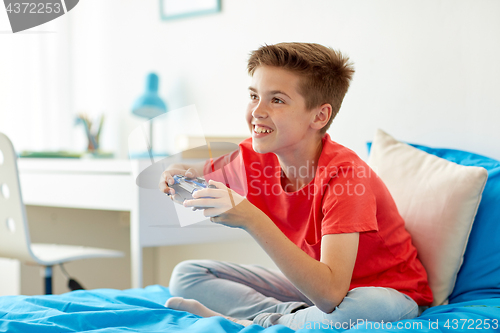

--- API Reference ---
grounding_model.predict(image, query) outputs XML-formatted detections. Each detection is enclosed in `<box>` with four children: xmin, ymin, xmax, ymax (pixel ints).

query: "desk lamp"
<box><xmin>132</xmin><ymin>72</ymin><xmax>167</xmax><ymax>154</ymax></box>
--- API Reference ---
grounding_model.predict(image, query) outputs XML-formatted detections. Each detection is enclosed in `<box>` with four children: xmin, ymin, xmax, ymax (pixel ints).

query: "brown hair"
<box><xmin>247</xmin><ymin>42</ymin><xmax>354</xmax><ymax>133</ymax></box>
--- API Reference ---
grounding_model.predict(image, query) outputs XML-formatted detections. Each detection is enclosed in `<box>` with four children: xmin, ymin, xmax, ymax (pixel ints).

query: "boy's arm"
<box><xmin>185</xmin><ymin>180</ymin><xmax>360</xmax><ymax>313</ymax></box>
<box><xmin>245</xmin><ymin>207</ymin><xmax>359</xmax><ymax>314</ymax></box>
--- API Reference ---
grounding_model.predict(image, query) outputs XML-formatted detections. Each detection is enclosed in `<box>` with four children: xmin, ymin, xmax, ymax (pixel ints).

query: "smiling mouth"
<box><xmin>253</xmin><ymin>125</ymin><xmax>274</xmax><ymax>134</ymax></box>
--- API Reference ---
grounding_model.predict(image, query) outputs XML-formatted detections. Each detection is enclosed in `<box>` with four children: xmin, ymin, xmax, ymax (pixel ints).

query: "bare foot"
<box><xmin>165</xmin><ymin>297</ymin><xmax>223</xmax><ymax>317</ymax></box>
<box><xmin>165</xmin><ymin>297</ymin><xmax>252</xmax><ymax>327</ymax></box>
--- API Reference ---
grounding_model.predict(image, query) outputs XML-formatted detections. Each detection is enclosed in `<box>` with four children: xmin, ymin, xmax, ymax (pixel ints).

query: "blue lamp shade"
<box><xmin>132</xmin><ymin>73</ymin><xmax>167</xmax><ymax>119</ymax></box>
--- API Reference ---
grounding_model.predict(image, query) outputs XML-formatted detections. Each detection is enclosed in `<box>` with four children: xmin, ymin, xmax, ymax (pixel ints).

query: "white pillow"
<box><xmin>368</xmin><ymin>129</ymin><xmax>488</xmax><ymax>306</ymax></box>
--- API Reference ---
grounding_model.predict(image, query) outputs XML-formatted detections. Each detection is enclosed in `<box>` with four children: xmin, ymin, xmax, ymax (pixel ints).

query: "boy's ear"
<box><xmin>311</xmin><ymin>104</ymin><xmax>332</xmax><ymax>130</ymax></box>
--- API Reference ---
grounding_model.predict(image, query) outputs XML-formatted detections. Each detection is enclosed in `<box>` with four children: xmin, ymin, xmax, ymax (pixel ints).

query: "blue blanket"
<box><xmin>1</xmin><ymin>286</ymin><xmax>499</xmax><ymax>332</ymax></box>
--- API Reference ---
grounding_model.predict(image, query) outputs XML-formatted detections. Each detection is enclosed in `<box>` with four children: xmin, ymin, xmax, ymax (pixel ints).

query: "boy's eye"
<box><xmin>250</xmin><ymin>94</ymin><xmax>259</xmax><ymax>100</ymax></box>
<box><xmin>272</xmin><ymin>97</ymin><xmax>284</xmax><ymax>104</ymax></box>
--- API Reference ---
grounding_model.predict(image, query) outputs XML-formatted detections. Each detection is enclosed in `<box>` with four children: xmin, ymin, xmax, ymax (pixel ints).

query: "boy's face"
<box><xmin>246</xmin><ymin>66</ymin><xmax>317</xmax><ymax>155</ymax></box>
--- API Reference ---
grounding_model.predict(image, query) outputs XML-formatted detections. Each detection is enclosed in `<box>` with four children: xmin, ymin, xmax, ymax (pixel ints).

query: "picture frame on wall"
<box><xmin>160</xmin><ymin>0</ymin><xmax>221</xmax><ymax>20</ymax></box>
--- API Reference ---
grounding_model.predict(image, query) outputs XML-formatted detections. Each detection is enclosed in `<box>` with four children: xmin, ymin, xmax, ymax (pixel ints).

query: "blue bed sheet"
<box><xmin>1</xmin><ymin>286</ymin><xmax>499</xmax><ymax>332</ymax></box>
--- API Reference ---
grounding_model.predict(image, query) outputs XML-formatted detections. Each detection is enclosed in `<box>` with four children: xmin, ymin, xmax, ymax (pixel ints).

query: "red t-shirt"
<box><xmin>203</xmin><ymin>134</ymin><xmax>433</xmax><ymax>306</ymax></box>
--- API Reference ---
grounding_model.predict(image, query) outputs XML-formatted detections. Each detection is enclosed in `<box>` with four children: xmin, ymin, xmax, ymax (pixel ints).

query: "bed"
<box><xmin>0</xmin><ymin>285</ymin><xmax>499</xmax><ymax>332</ymax></box>
<box><xmin>1</xmin><ymin>131</ymin><xmax>500</xmax><ymax>332</ymax></box>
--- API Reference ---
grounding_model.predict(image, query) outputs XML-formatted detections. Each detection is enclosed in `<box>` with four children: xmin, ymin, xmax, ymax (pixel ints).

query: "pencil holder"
<box><xmin>75</xmin><ymin>113</ymin><xmax>104</xmax><ymax>152</ymax></box>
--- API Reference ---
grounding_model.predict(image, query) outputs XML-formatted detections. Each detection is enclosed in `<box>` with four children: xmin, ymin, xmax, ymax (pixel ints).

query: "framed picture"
<box><xmin>160</xmin><ymin>0</ymin><xmax>221</xmax><ymax>20</ymax></box>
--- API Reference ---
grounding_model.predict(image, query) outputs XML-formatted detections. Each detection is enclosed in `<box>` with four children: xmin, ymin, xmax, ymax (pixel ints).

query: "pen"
<box><xmin>77</xmin><ymin>114</ymin><xmax>98</xmax><ymax>150</ymax></box>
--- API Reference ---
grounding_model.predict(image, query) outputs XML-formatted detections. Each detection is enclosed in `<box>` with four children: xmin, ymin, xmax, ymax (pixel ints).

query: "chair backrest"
<box><xmin>0</xmin><ymin>132</ymin><xmax>36</xmax><ymax>263</ymax></box>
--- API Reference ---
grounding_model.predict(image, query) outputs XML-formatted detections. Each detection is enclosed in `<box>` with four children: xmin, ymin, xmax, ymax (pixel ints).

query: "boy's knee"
<box><xmin>333</xmin><ymin>287</ymin><xmax>418</xmax><ymax>322</ymax></box>
<box><xmin>168</xmin><ymin>260</ymin><xmax>214</xmax><ymax>297</ymax></box>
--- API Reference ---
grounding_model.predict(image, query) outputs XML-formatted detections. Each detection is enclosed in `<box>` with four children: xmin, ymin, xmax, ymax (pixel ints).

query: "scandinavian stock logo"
<box><xmin>3</xmin><ymin>0</ymin><xmax>79</xmax><ymax>33</ymax></box>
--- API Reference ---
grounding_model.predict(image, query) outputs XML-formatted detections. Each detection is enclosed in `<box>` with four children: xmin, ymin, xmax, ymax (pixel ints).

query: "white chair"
<box><xmin>0</xmin><ymin>132</ymin><xmax>124</xmax><ymax>294</ymax></box>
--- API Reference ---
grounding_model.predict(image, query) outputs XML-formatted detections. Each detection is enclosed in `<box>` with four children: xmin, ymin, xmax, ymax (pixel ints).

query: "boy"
<box><xmin>158</xmin><ymin>43</ymin><xmax>432</xmax><ymax>328</ymax></box>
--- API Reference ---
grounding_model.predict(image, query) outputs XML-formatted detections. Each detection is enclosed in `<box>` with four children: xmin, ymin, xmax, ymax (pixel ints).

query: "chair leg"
<box><xmin>44</xmin><ymin>266</ymin><xmax>53</xmax><ymax>295</ymax></box>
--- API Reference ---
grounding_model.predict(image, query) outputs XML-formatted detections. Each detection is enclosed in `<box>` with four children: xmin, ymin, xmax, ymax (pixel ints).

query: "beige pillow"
<box><xmin>368</xmin><ymin>129</ymin><xmax>488</xmax><ymax>306</ymax></box>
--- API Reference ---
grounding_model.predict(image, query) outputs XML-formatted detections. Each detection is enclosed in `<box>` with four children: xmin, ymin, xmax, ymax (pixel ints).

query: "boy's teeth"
<box><xmin>255</xmin><ymin>126</ymin><xmax>274</xmax><ymax>134</ymax></box>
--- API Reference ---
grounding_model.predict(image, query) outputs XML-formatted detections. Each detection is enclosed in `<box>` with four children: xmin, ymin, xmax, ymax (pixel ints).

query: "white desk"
<box><xmin>18</xmin><ymin>158</ymin><xmax>249</xmax><ymax>288</ymax></box>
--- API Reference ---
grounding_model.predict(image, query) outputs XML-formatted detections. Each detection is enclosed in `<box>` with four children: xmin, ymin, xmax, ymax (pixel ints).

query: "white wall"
<box><xmin>67</xmin><ymin>0</ymin><xmax>500</xmax><ymax>160</ymax></box>
<box><xmin>2</xmin><ymin>0</ymin><xmax>499</xmax><ymax>159</ymax></box>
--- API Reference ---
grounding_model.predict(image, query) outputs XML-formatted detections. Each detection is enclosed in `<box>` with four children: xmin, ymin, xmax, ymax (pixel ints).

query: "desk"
<box><xmin>18</xmin><ymin>158</ymin><xmax>250</xmax><ymax>288</ymax></box>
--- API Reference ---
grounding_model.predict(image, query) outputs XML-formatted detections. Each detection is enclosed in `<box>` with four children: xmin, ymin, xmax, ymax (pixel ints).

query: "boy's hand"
<box><xmin>183</xmin><ymin>180</ymin><xmax>264</xmax><ymax>229</ymax></box>
<box><xmin>158</xmin><ymin>165</ymin><xmax>198</xmax><ymax>195</ymax></box>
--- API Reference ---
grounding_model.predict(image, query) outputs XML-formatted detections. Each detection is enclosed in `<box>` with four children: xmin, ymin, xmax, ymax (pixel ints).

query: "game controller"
<box><xmin>169</xmin><ymin>175</ymin><xmax>216</xmax><ymax>205</ymax></box>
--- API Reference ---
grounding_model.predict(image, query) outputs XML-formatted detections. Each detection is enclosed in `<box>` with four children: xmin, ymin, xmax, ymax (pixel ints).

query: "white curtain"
<box><xmin>0</xmin><ymin>15</ymin><xmax>73</xmax><ymax>152</ymax></box>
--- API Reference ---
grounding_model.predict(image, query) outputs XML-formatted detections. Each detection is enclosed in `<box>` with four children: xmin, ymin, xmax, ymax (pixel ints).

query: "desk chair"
<box><xmin>0</xmin><ymin>132</ymin><xmax>124</xmax><ymax>294</ymax></box>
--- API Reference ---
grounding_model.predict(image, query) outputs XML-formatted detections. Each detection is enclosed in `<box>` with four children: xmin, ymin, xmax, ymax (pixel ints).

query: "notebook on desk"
<box><xmin>19</xmin><ymin>151</ymin><xmax>82</xmax><ymax>158</ymax></box>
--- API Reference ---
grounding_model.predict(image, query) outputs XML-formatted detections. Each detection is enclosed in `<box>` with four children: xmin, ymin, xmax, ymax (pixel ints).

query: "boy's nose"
<box><xmin>252</xmin><ymin>104</ymin><xmax>268</xmax><ymax>118</ymax></box>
